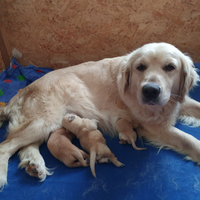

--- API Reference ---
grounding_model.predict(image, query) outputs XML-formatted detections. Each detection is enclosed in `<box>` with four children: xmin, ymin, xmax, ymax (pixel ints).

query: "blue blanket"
<box><xmin>1</xmin><ymin>58</ymin><xmax>200</xmax><ymax>200</ymax></box>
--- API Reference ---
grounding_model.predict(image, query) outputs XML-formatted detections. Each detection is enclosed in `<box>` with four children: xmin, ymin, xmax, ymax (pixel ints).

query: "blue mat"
<box><xmin>1</xmin><ymin>58</ymin><xmax>200</xmax><ymax>200</ymax></box>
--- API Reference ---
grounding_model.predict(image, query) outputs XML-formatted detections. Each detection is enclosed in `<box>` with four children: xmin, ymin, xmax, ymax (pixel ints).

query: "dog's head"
<box><xmin>122</xmin><ymin>43</ymin><xmax>198</xmax><ymax>107</ymax></box>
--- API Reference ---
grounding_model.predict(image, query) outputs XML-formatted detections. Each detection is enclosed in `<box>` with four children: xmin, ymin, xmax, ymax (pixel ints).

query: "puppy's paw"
<box><xmin>90</xmin><ymin>143</ymin><xmax>124</xmax><ymax>178</ymax></box>
<box><xmin>63</xmin><ymin>149</ymin><xmax>90</xmax><ymax>168</ymax></box>
<box><xmin>98</xmin><ymin>157</ymin><xmax>124</xmax><ymax>167</ymax></box>
<box><xmin>119</xmin><ymin>132</ymin><xmax>146</xmax><ymax>150</ymax></box>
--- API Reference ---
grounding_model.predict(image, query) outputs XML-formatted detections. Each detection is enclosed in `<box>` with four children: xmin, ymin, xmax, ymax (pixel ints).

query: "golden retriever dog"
<box><xmin>0</xmin><ymin>42</ymin><xmax>199</xmax><ymax>188</ymax></box>
<box><xmin>61</xmin><ymin>113</ymin><xmax>124</xmax><ymax>177</ymax></box>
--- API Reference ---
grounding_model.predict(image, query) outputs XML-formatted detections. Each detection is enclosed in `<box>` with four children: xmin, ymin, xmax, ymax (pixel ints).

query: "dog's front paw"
<box><xmin>184</xmin><ymin>153</ymin><xmax>200</xmax><ymax>165</ymax></box>
<box><xmin>119</xmin><ymin>132</ymin><xmax>146</xmax><ymax>150</ymax></box>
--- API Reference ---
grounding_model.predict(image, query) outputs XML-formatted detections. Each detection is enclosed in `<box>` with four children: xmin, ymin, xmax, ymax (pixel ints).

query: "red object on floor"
<box><xmin>12</xmin><ymin>65</ymin><xmax>17</xmax><ymax>69</ymax></box>
<box><xmin>4</xmin><ymin>79</ymin><xmax>12</xmax><ymax>83</ymax></box>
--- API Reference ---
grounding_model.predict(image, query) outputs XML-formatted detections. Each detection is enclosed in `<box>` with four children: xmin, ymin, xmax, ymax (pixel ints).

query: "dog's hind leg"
<box><xmin>0</xmin><ymin>121</ymin><xmax>51</xmax><ymax>188</ymax></box>
<box><xmin>18</xmin><ymin>142</ymin><xmax>53</xmax><ymax>181</ymax></box>
<box><xmin>0</xmin><ymin>137</ymin><xmax>32</xmax><ymax>189</ymax></box>
<box><xmin>178</xmin><ymin>96</ymin><xmax>200</xmax><ymax>126</ymax></box>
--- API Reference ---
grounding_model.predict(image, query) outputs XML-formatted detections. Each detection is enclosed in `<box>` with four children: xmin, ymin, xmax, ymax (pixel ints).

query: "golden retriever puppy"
<box><xmin>47</xmin><ymin>128</ymin><xmax>89</xmax><ymax>168</ymax></box>
<box><xmin>116</xmin><ymin>118</ymin><xmax>146</xmax><ymax>150</ymax></box>
<box><xmin>62</xmin><ymin>113</ymin><xmax>124</xmax><ymax>177</ymax></box>
<box><xmin>0</xmin><ymin>42</ymin><xmax>200</xmax><ymax>188</ymax></box>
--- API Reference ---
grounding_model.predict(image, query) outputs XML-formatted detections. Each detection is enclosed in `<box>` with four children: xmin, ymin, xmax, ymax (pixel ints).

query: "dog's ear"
<box><xmin>178</xmin><ymin>55</ymin><xmax>198</xmax><ymax>103</ymax></box>
<box><xmin>123</xmin><ymin>68</ymin><xmax>131</xmax><ymax>93</ymax></box>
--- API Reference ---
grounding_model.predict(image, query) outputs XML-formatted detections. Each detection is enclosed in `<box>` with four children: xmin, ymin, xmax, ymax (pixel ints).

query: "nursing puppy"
<box><xmin>0</xmin><ymin>42</ymin><xmax>200</xmax><ymax>188</ymax></box>
<box><xmin>61</xmin><ymin>114</ymin><xmax>124</xmax><ymax>177</ymax></box>
<box><xmin>47</xmin><ymin>128</ymin><xmax>89</xmax><ymax>168</ymax></box>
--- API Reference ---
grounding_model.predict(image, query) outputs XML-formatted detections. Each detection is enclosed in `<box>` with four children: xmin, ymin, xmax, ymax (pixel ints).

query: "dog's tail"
<box><xmin>90</xmin><ymin>150</ymin><xmax>97</xmax><ymax>178</ymax></box>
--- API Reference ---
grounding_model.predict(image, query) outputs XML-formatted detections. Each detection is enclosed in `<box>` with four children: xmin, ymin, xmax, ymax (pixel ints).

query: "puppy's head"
<box><xmin>123</xmin><ymin>43</ymin><xmax>198</xmax><ymax>108</ymax></box>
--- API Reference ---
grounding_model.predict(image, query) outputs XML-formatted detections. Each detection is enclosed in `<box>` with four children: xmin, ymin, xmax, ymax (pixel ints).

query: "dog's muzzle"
<box><xmin>142</xmin><ymin>83</ymin><xmax>161</xmax><ymax>105</ymax></box>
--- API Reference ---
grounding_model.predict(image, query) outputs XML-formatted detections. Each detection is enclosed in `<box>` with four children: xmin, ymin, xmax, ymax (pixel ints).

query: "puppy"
<box><xmin>47</xmin><ymin>128</ymin><xmax>89</xmax><ymax>168</ymax></box>
<box><xmin>62</xmin><ymin>114</ymin><xmax>124</xmax><ymax>177</ymax></box>
<box><xmin>116</xmin><ymin>118</ymin><xmax>146</xmax><ymax>150</ymax></box>
<box><xmin>0</xmin><ymin>42</ymin><xmax>200</xmax><ymax>188</ymax></box>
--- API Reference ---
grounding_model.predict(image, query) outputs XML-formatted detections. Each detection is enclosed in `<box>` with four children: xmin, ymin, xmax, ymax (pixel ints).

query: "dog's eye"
<box><xmin>137</xmin><ymin>64</ymin><xmax>147</xmax><ymax>71</ymax></box>
<box><xmin>163</xmin><ymin>64</ymin><xmax>175</xmax><ymax>72</ymax></box>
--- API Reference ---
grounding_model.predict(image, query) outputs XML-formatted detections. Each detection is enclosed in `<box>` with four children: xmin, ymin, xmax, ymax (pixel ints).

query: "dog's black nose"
<box><xmin>142</xmin><ymin>83</ymin><xmax>161</xmax><ymax>101</ymax></box>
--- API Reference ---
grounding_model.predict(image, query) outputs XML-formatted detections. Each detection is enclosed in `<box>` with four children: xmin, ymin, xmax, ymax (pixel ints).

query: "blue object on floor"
<box><xmin>0</xmin><ymin>59</ymin><xmax>200</xmax><ymax>200</ymax></box>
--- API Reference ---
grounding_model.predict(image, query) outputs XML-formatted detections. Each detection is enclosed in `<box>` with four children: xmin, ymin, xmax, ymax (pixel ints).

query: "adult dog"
<box><xmin>0</xmin><ymin>42</ymin><xmax>200</xmax><ymax>188</ymax></box>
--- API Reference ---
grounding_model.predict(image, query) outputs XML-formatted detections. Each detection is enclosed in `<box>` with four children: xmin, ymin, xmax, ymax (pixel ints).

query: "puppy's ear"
<box><xmin>178</xmin><ymin>55</ymin><xmax>198</xmax><ymax>103</ymax></box>
<box><xmin>123</xmin><ymin>68</ymin><xmax>131</xmax><ymax>93</ymax></box>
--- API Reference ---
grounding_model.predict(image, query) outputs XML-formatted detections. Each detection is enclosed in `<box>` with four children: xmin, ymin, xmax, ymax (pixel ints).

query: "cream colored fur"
<box><xmin>62</xmin><ymin>113</ymin><xmax>124</xmax><ymax>178</ymax></box>
<box><xmin>47</xmin><ymin>128</ymin><xmax>89</xmax><ymax>168</ymax></box>
<box><xmin>0</xmin><ymin>42</ymin><xmax>199</xmax><ymax>189</ymax></box>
